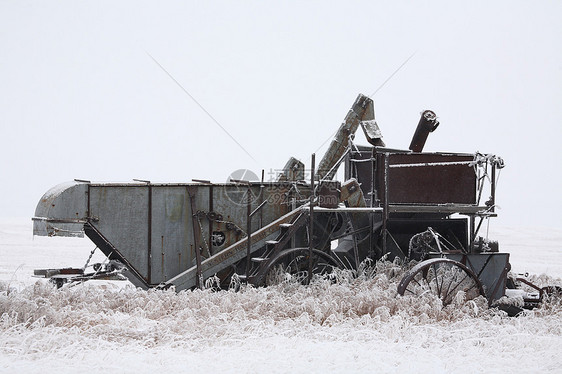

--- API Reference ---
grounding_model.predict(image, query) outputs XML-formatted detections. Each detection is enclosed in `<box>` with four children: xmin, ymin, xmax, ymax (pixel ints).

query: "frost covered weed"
<box><xmin>1</xmin><ymin>261</ymin><xmax>561</xmax><ymax>357</ymax></box>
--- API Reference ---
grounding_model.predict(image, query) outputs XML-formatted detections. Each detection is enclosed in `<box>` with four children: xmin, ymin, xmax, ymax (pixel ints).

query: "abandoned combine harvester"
<box><xmin>33</xmin><ymin>94</ymin><xmax>557</xmax><ymax>314</ymax></box>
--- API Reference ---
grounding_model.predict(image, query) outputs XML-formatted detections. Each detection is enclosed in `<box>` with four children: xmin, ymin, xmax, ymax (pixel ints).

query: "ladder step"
<box><xmin>237</xmin><ymin>274</ymin><xmax>256</xmax><ymax>283</ymax></box>
<box><xmin>265</xmin><ymin>240</ymin><xmax>279</xmax><ymax>251</ymax></box>
<box><xmin>251</xmin><ymin>257</ymin><xmax>268</xmax><ymax>263</ymax></box>
<box><xmin>279</xmin><ymin>224</ymin><xmax>292</xmax><ymax>234</ymax></box>
<box><xmin>238</xmin><ymin>274</ymin><xmax>254</xmax><ymax>283</ymax></box>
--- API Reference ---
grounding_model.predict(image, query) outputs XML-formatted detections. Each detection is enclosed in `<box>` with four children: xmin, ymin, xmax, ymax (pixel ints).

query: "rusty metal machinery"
<box><xmin>32</xmin><ymin>94</ymin><xmax>556</xmax><ymax>315</ymax></box>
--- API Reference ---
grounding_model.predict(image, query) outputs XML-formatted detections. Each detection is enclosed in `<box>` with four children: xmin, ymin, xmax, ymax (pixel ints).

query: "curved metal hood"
<box><xmin>32</xmin><ymin>181</ymin><xmax>88</xmax><ymax>237</ymax></box>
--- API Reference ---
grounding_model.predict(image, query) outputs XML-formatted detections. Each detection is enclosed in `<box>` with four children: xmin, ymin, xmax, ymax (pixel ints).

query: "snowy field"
<box><xmin>1</xmin><ymin>218</ymin><xmax>561</xmax><ymax>373</ymax></box>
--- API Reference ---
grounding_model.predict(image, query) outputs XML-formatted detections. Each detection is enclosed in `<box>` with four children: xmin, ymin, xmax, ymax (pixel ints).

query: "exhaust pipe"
<box><xmin>409</xmin><ymin>110</ymin><xmax>439</xmax><ymax>152</ymax></box>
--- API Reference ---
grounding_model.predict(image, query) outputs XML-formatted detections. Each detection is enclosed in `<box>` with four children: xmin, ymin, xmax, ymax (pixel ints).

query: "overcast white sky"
<box><xmin>1</xmin><ymin>1</ymin><xmax>561</xmax><ymax>229</ymax></box>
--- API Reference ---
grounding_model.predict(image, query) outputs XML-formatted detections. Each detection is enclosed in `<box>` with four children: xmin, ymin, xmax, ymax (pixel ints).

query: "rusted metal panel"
<box><xmin>347</xmin><ymin>148</ymin><xmax>478</xmax><ymax>207</ymax></box>
<box><xmin>375</xmin><ymin>152</ymin><xmax>477</xmax><ymax>205</ymax></box>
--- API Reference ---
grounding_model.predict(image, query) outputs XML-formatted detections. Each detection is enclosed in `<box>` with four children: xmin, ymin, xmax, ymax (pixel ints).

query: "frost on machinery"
<box><xmin>32</xmin><ymin>94</ymin><xmax>560</xmax><ymax>316</ymax></box>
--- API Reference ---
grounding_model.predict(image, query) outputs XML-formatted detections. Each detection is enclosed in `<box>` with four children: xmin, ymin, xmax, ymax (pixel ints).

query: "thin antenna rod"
<box><xmin>313</xmin><ymin>51</ymin><xmax>417</xmax><ymax>155</ymax></box>
<box><xmin>369</xmin><ymin>51</ymin><xmax>417</xmax><ymax>98</ymax></box>
<box><xmin>146</xmin><ymin>51</ymin><xmax>257</xmax><ymax>163</ymax></box>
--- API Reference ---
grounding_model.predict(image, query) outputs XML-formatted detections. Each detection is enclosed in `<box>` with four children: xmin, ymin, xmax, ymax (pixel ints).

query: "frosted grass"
<box><xmin>1</xmin><ymin>261</ymin><xmax>561</xmax><ymax>373</ymax></box>
<box><xmin>1</xmin><ymin>220</ymin><xmax>561</xmax><ymax>373</ymax></box>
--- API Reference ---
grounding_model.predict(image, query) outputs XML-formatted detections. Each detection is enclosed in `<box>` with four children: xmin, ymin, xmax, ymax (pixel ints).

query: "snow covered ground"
<box><xmin>1</xmin><ymin>218</ymin><xmax>561</xmax><ymax>373</ymax></box>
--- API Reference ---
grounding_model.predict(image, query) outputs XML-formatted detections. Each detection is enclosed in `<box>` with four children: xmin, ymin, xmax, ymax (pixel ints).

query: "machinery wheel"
<box><xmin>261</xmin><ymin>248</ymin><xmax>339</xmax><ymax>286</ymax></box>
<box><xmin>397</xmin><ymin>258</ymin><xmax>485</xmax><ymax>306</ymax></box>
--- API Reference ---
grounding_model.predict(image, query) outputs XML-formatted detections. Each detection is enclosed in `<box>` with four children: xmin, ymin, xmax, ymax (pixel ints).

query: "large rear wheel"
<box><xmin>397</xmin><ymin>258</ymin><xmax>485</xmax><ymax>306</ymax></box>
<box><xmin>259</xmin><ymin>248</ymin><xmax>339</xmax><ymax>286</ymax></box>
